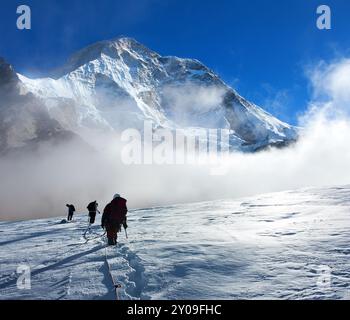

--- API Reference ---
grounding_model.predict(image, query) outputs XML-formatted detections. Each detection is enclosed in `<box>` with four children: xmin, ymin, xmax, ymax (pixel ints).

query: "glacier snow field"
<box><xmin>1</xmin><ymin>186</ymin><xmax>350</xmax><ymax>300</ymax></box>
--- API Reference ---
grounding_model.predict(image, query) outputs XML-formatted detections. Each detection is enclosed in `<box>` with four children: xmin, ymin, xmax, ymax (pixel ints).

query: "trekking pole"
<box><xmin>124</xmin><ymin>227</ymin><xmax>128</xmax><ymax>239</ymax></box>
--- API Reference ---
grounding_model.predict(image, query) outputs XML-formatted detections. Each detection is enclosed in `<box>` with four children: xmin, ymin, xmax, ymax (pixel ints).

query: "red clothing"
<box><xmin>102</xmin><ymin>197</ymin><xmax>128</xmax><ymax>225</ymax></box>
<box><xmin>102</xmin><ymin>197</ymin><xmax>127</xmax><ymax>245</ymax></box>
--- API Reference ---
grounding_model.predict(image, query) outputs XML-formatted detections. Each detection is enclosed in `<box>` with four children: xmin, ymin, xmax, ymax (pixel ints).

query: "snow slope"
<box><xmin>1</xmin><ymin>186</ymin><xmax>350</xmax><ymax>300</ymax></box>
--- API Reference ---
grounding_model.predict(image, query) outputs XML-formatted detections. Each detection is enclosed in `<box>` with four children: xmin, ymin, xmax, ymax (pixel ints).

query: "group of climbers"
<box><xmin>66</xmin><ymin>194</ymin><xmax>128</xmax><ymax>246</ymax></box>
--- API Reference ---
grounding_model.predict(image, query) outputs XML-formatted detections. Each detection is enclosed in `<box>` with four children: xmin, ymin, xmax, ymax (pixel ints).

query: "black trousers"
<box><xmin>106</xmin><ymin>223</ymin><xmax>120</xmax><ymax>245</ymax></box>
<box><xmin>68</xmin><ymin>213</ymin><xmax>73</xmax><ymax>221</ymax></box>
<box><xmin>89</xmin><ymin>212</ymin><xmax>96</xmax><ymax>224</ymax></box>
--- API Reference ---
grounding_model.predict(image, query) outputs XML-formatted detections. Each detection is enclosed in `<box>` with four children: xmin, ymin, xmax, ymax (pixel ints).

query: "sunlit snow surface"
<box><xmin>1</xmin><ymin>186</ymin><xmax>350</xmax><ymax>300</ymax></box>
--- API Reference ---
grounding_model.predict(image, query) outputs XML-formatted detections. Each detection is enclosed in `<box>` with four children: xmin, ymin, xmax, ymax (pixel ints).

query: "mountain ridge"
<box><xmin>1</xmin><ymin>37</ymin><xmax>298</xmax><ymax>153</ymax></box>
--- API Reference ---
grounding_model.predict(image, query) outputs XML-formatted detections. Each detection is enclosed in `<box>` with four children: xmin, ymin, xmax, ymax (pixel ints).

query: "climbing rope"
<box><xmin>83</xmin><ymin>221</ymin><xmax>106</xmax><ymax>242</ymax></box>
<box><xmin>83</xmin><ymin>222</ymin><xmax>91</xmax><ymax>238</ymax></box>
<box><xmin>83</xmin><ymin>231</ymin><xmax>106</xmax><ymax>243</ymax></box>
<box><xmin>82</xmin><ymin>221</ymin><xmax>121</xmax><ymax>300</ymax></box>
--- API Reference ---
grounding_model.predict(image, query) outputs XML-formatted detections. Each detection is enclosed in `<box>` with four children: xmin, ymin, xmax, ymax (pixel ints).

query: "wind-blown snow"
<box><xmin>1</xmin><ymin>186</ymin><xmax>350</xmax><ymax>300</ymax></box>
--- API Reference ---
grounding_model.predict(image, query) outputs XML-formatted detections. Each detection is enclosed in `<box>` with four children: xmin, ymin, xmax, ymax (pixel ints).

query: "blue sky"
<box><xmin>0</xmin><ymin>0</ymin><xmax>349</xmax><ymax>124</ymax></box>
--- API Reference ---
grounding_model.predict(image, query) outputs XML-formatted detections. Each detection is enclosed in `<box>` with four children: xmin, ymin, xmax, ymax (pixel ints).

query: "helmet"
<box><xmin>113</xmin><ymin>194</ymin><xmax>121</xmax><ymax>199</ymax></box>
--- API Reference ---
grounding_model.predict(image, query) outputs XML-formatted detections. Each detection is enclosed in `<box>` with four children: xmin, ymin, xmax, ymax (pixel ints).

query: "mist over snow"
<box><xmin>161</xmin><ymin>84</ymin><xmax>227</xmax><ymax>127</ymax></box>
<box><xmin>1</xmin><ymin>56</ymin><xmax>350</xmax><ymax>221</ymax></box>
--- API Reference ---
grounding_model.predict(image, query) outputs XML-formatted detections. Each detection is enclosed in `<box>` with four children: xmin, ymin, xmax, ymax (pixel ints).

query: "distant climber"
<box><xmin>102</xmin><ymin>194</ymin><xmax>128</xmax><ymax>246</ymax></box>
<box><xmin>66</xmin><ymin>204</ymin><xmax>76</xmax><ymax>221</ymax></box>
<box><xmin>87</xmin><ymin>201</ymin><xmax>100</xmax><ymax>224</ymax></box>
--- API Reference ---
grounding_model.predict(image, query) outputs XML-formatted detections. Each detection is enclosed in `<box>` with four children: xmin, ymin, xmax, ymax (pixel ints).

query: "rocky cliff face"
<box><xmin>0</xmin><ymin>58</ymin><xmax>79</xmax><ymax>155</ymax></box>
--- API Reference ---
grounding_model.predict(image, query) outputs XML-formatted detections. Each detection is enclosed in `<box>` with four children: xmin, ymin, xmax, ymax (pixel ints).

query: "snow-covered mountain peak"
<box><xmin>53</xmin><ymin>37</ymin><xmax>160</xmax><ymax>79</ymax></box>
<box><xmin>5</xmin><ymin>37</ymin><xmax>299</xmax><ymax>151</ymax></box>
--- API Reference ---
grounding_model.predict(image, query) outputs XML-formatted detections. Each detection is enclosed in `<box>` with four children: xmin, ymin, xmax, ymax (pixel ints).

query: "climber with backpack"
<box><xmin>66</xmin><ymin>204</ymin><xmax>76</xmax><ymax>221</ymax></box>
<box><xmin>87</xmin><ymin>201</ymin><xmax>100</xmax><ymax>224</ymax></box>
<box><xmin>101</xmin><ymin>194</ymin><xmax>128</xmax><ymax>246</ymax></box>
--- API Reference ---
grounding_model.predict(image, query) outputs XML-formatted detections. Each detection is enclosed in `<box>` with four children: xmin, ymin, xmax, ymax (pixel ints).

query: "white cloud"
<box><xmin>308</xmin><ymin>58</ymin><xmax>350</xmax><ymax>108</ymax></box>
<box><xmin>161</xmin><ymin>83</ymin><xmax>226</xmax><ymax>127</ymax></box>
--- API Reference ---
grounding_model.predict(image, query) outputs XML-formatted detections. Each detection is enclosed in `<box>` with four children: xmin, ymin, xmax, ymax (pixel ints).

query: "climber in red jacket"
<box><xmin>102</xmin><ymin>194</ymin><xmax>128</xmax><ymax>246</ymax></box>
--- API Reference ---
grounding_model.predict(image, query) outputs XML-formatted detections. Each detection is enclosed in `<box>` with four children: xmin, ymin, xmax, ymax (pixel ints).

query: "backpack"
<box><xmin>105</xmin><ymin>197</ymin><xmax>127</xmax><ymax>224</ymax></box>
